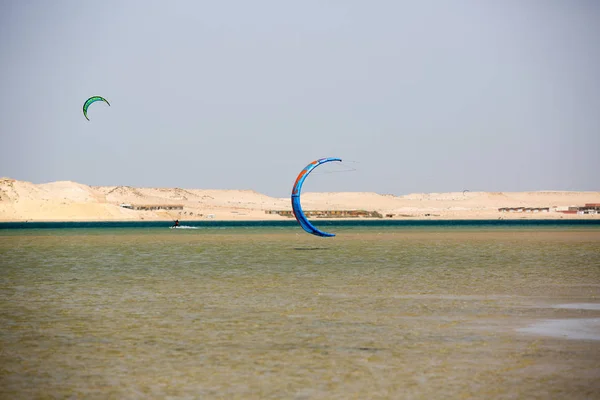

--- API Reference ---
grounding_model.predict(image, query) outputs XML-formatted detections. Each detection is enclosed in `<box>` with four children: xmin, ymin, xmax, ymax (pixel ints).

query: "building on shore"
<box><xmin>576</xmin><ymin>203</ymin><xmax>600</xmax><ymax>215</ymax></box>
<box><xmin>498</xmin><ymin>207</ymin><xmax>550</xmax><ymax>213</ymax></box>
<box><xmin>120</xmin><ymin>204</ymin><xmax>184</xmax><ymax>211</ymax></box>
<box><xmin>583</xmin><ymin>203</ymin><xmax>600</xmax><ymax>212</ymax></box>
<box><xmin>265</xmin><ymin>210</ymin><xmax>383</xmax><ymax>218</ymax></box>
<box><xmin>555</xmin><ymin>203</ymin><xmax>600</xmax><ymax>215</ymax></box>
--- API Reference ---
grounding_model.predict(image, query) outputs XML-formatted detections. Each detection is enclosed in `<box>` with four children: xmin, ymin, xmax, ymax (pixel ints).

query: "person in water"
<box><xmin>173</xmin><ymin>219</ymin><xmax>180</xmax><ymax>228</ymax></box>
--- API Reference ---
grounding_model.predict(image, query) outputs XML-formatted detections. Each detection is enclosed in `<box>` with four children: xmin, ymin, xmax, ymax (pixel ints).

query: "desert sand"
<box><xmin>0</xmin><ymin>177</ymin><xmax>598</xmax><ymax>222</ymax></box>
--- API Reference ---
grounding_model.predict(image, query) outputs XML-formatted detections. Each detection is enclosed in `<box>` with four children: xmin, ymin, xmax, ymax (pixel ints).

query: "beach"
<box><xmin>1</xmin><ymin>178</ymin><xmax>599</xmax><ymax>222</ymax></box>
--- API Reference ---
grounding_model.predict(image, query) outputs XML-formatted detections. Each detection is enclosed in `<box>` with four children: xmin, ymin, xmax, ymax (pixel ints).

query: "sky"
<box><xmin>1</xmin><ymin>0</ymin><xmax>599</xmax><ymax>197</ymax></box>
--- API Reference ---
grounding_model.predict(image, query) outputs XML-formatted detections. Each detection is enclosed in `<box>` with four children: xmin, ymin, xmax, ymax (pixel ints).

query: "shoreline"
<box><xmin>2</xmin><ymin>218</ymin><xmax>600</xmax><ymax>225</ymax></box>
<box><xmin>2</xmin><ymin>214</ymin><xmax>600</xmax><ymax>223</ymax></box>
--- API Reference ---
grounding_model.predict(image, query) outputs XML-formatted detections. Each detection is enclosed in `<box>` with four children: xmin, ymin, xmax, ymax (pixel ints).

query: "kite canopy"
<box><xmin>83</xmin><ymin>96</ymin><xmax>110</xmax><ymax>121</ymax></box>
<box><xmin>291</xmin><ymin>157</ymin><xmax>342</xmax><ymax>237</ymax></box>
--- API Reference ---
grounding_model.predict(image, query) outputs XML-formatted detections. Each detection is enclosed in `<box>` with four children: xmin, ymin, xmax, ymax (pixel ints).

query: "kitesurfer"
<box><xmin>172</xmin><ymin>219</ymin><xmax>180</xmax><ymax>228</ymax></box>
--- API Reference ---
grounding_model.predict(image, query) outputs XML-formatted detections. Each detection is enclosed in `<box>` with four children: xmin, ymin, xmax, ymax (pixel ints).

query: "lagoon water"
<box><xmin>1</xmin><ymin>222</ymin><xmax>600</xmax><ymax>399</ymax></box>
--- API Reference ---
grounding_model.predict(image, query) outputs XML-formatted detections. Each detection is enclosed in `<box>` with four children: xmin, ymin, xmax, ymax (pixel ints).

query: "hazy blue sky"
<box><xmin>1</xmin><ymin>0</ymin><xmax>598</xmax><ymax>197</ymax></box>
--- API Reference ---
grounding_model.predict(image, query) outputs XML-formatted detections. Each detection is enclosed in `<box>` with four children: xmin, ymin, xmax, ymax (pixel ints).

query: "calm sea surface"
<box><xmin>1</xmin><ymin>222</ymin><xmax>600</xmax><ymax>399</ymax></box>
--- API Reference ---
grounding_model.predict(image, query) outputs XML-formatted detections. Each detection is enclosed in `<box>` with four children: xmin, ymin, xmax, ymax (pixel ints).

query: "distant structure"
<box><xmin>498</xmin><ymin>203</ymin><xmax>599</xmax><ymax>215</ymax></box>
<box><xmin>120</xmin><ymin>203</ymin><xmax>183</xmax><ymax>211</ymax></box>
<box><xmin>581</xmin><ymin>203</ymin><xmax>600</xmax><ymax>214</ymax></box>
<box><xmin>265</xmin><ymin>210</ymin><xmax>383</xmax><ymax>218</ymax></box>
<box><xmin>498</xmin><ymin>207</ymin><xmax>549</xmax><ymax>213</ymax></box>
<box><xmin>557</xmin><ymin>203</ymin><xmax>600</xmax><ymax>215</ymax></box>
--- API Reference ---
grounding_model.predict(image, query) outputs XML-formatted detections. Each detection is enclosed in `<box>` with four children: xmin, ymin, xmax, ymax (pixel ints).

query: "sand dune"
<box><xmin>0</xmin><ymin>177</ymin><xmax>598</xmax><ymax>222</ymax></box>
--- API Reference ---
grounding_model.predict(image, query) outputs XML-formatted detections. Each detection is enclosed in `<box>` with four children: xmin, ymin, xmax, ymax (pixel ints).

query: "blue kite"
<box><xmin>291</xmin><ymin>157</ymin><xmax>342</xmax><ymax>237</ymax></box>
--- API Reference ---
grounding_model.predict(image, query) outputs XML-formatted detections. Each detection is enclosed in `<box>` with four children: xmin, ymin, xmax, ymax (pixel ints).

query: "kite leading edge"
<box><xmin>291</xmin><ymin>157</ymin><xmax>342</xmax><ymax>237</ymax></box>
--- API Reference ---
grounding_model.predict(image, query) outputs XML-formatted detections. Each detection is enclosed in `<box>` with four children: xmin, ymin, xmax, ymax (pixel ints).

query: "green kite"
<box><xmin>83</xmin><ymin>96</ymin><xmax>110</xmax><ymax>121</ymax></box>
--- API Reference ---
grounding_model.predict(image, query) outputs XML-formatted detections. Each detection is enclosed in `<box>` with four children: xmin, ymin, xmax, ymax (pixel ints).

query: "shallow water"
<box><xmin>1</xmin><ymin>227</ymin><xmax>600</xmax><ymax>399</ymax></box>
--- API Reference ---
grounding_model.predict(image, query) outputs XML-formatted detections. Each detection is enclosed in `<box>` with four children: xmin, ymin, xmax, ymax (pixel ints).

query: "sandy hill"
<box><xmin>0</xmin><ymin>178</ymin><xmax>598</xmax><ymax>222</ymax></box>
